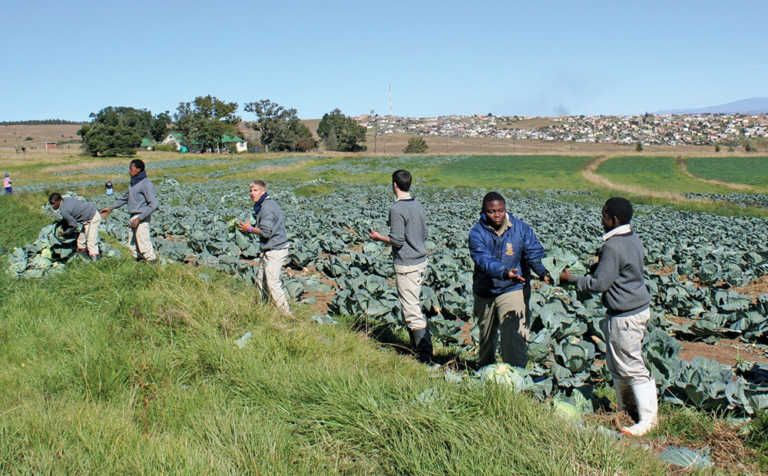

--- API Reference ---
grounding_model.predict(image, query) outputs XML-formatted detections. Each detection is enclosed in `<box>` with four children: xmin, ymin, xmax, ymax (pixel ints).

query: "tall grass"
<box><xmin>0</xmin><ymin>203</ymin><xmax>666</xmax><ymax>474</ymax></box>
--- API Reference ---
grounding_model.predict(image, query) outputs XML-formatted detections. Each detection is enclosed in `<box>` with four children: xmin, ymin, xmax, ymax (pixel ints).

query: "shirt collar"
<box><xmin>395</xmin><ymin>192</ymin><xmax>412</xmax><ymax>201</ymax></box>
<box><xmin>602</xmin><ymin>224</ymin><xmax>632</xmax><ymax>241</ymax></box>
<box><xmin>483</xmin><ymin>213</ymin><xmax>513</xmax><ymax>236</ymax></box>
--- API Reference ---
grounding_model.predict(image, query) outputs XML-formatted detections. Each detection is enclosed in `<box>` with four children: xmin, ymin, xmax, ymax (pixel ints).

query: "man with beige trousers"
<box><xmin>101</xmin><ymin>159</ymin><xmax>158</xmax><ymax>262</ymax></box>
<box><xmin>238</xmin><ymin>180</ymin><xmax>292</xmax><ymax>316</ymax></box>
<box><xmin>369</xmin><ymin>169</ymin><xmax>431</xmax><ymax>362</ymax></box>
<box><xmin>48</xmin><ymin>192</ymin><xmax>102</xmax><ymax>260</ymax></box>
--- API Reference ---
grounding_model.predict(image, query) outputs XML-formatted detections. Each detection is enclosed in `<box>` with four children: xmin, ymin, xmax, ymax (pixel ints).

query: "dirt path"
<box><xmin>675</xmin><ymin>156</ymin><xmax>752</xmax><ymax>191</ymax></box>
<box><xmin>581</xmin><ymin>156</ymin><xmax>691</xmax><ymax>200</ymax></box>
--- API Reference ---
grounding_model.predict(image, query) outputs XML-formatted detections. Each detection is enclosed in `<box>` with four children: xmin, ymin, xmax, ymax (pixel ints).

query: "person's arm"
<box><xmin>468</xmin><ymin>228</ymin><xmax>508</xmax><ymax>279</ymax></box>
<box><xmin>521</xmin><ymin>223</ymin><xmax>550</xmax><ymax>280</ymax></box>
<box><xmin>59</xmin><ymin>207</ymin><xmax>79</xmax><ymax>230</ymax></box>
<box><xmin>567</xmin><ymin>244</ymin><xmax>620</xmax><ymax>293</ymax></box>
<box><xmin>136</xmin><ymin>182</ymin><xmax>158</xmax><ymax>221</ymax></box>
<box><xmin>103</xmin><ymin>190</ymin><xmax>128</xmax><ymax>213</ymax></box>
<box><xmin>370</xmin><ymin>208</ymin><xmax>398</xmax><ymax>245</ymax></box>
<box><xmin>254</xmin><ymin>210</ymin><xmax>277</xmax><ymax>238</ymax></box>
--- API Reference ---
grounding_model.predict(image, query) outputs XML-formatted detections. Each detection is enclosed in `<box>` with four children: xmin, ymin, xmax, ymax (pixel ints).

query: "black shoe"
<box><xmin>410</xmin><ymin>328</ymin><xmax>433</xmax><ymax>363</ymax></box>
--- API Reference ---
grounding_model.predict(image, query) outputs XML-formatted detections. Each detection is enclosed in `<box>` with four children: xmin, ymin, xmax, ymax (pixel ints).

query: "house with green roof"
<box><xmin>161</xmin><ymin>132</ymin><xmax>246</xmax><ymax>153</ymax></box>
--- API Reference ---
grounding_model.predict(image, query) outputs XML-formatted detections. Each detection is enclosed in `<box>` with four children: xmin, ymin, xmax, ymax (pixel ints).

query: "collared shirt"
<box><xmin>395</xmin><ymin>192</ymin><xmax>412</xmax><ymax>202</ymax></box>
<box><xmin>602</xmin><ymin>224</ymin><xmax>632</xmax><ymax>241</ymax></box>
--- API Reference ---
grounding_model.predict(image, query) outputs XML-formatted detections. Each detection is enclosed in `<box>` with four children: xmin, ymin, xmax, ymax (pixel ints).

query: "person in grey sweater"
<box><xmin>238</xmin><ymin>180</ymin><xmax>292</xmax><ymax>316</ymax></box>
<box><xmin>560</xmin><ymin>197</ymin><xmax>656</xmax><ymax>437</ymax></box>
<box><xmin>49</xmin><ymin>192</ymin><xmax>102</xmax><ymax>260</ymax></box>
<box><xmin>100</xmin><ymin>159</ymin><xmax>158</xmax><ymax>262</ymax></box>
<box><xmin>369</xmin><ymin>169</ymin><xmax>431</xmax><ymax>362</ymax></box>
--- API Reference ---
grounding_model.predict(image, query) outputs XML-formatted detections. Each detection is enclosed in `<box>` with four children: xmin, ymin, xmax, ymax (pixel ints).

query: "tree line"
<box><xmin>77</xmin><ymin>96</ymin><xmax>367</xmax><ymax>157</ymax></box>
<box><xmin>0</xmin><ymin>119</ymin><xmax>84</xmax><ymax>126</ymax></box>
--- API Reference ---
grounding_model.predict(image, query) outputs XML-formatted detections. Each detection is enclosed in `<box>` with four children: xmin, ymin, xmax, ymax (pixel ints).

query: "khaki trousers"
<box><xmin>77</xmin><ymin>212</ymin><xmax>101</xmax><ymax>256</ymax></box>
<box><xmin>394</xmin><ymin>260</ymin><xmax>428</xmax><ymax>330</ymax></box>
<box><xmin>474</xmin><ymin>288</ymin><xmax>530</xmax><ymax>368</ymax></box>
<box><xmin>129</xmin><ymin>215</ymin><xmax>156</xmax><ymax>261</ymax></box>
<box><xmin>600</xmin><ymin>308</ymin><xmax>652</xmax><ymax>386</ymax></box>
<box><xmin>257</xmin><ymin>247</ymin><xmax>291</xmax><ymax>315</ymax></box>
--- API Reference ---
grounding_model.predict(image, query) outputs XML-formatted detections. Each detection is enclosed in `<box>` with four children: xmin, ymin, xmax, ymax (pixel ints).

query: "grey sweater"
<box><xmin>252</xmin><ymin>197</ymin><xmax>289</xmax><ymax>251</ymax></box>
<box><xmin>388</xmin><ymin>198</ymin><xmax>428</xmax><ymax>266</ymax></box>
<box><xmin>59</xmin><ymin>197</ymin><xmax>97</xmax><ymax>229</ymax></box>
<box><xmin>567</xmin><ymin>231</ymin><xmax>650</xmax><ymax>317</ymax></box>
<box><xmin>110</xmin><ymin>177</ymin><xmax>158</xmax><ymax>221</ymax></box>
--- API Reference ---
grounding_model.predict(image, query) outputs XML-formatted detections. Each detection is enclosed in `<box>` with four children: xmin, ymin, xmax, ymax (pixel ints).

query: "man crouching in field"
<box><xmin>469</xmin><ymin>192</ymin><xmax>551</xmax><ymax>369</ymax></box>
<box><xmin>369</xmin><ymin>169</ymin><xmax>431</xmax><ymax>362</ymax></box>
<box><xmin>49</xmin><ymin>192</ymin><xmax>102</xmax><ymax>260</ymax></box>
<box><xmin>100</xmin><ymin>159</ymin><xmax>158</xmax><ymax>262</ymax></box>
<box><xmin>560</xmin><ymin>197</ymin><xmax>657</xmax><ymax>437</ymax></box>
<box><xmin>238</xmin><ymin>180</ymin><xmax>293</xmax><ymax>316</ymax></box>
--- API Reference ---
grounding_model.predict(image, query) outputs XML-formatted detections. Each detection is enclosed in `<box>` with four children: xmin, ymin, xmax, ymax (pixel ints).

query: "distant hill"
<box><xmin>658</xmin><ymin>97</ymin><xmax>768</xmax><ymax>115</ymax></box>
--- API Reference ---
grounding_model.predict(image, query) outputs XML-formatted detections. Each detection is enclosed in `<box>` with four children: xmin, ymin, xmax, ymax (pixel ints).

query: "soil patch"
<box><xmin>734</xmin><ymin>275</ymin><xmax>768</xmax><ymax>301</ymax></box>
<box><xmin>679</xmin><ymin>339</ymin><xmax>768</xmax><ymax>366</ymax></box>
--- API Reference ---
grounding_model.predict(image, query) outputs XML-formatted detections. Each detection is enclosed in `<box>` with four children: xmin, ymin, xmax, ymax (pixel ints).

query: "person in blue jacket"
<box><xmin>469</xmin><ymin>191</ymin><xmax>551</xmax><ymax>368</ymax></box>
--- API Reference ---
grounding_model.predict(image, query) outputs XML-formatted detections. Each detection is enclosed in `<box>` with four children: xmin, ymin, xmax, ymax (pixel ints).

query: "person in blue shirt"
<box><xmin>469</xmin><ymin>192</ymin><xmax>550</xmax><ymax>368</ymax></box>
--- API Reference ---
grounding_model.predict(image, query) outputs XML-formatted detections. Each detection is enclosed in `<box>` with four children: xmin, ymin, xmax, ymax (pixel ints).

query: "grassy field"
<box><xmin>0</xmin><ymin>196</ymin><xmax>669</xmax><ymax>474</ymax></box>
<box><xmin>687</xmin><ymin>156</ymin><xmax>768</xmax><ymax>189</ymax></box>
<box><xmin>596</xmin><ymin>156</ymin><xmax>740</xmax><ymax>194</ymax></box>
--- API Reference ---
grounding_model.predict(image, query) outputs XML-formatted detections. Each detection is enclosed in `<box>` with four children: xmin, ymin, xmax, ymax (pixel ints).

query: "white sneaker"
<box><xmin>621</xmin><ymin>379</ymin><xmax>658</xmax><ymax>437</ymax></box>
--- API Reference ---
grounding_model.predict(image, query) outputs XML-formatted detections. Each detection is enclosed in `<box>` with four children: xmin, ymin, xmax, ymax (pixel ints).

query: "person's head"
<box><xmin>249</xmin><ymin>179</ymin><xmax>267</xmax><ymax>202</ymax></box>
<box><xmin>602</xmin><ymin>197</ymin><xmax>633</xmax><ymax>232</ymax></box>
<box><xmin>106</xmin><ymin>180</ymin><xmax>112</xmax><ymax>185</ymax></box>
<box><xmin>392</xmin><ymin>169</ymin><xmax>412</xmax><ymax>193</ymax></box>
<box><xmin>482</xmin><ymin>191</ymin><xmax>507</xmax><ymax>229</ymax></box>
<box><xmin>48</xmin><ymin>192</ymin><xmax>63</xmax><ymax>210</ymax></box>
<box><xmin>129</xmin><ymin>159</ymin><xmax>145</xmax><ymax>177</ymax></box>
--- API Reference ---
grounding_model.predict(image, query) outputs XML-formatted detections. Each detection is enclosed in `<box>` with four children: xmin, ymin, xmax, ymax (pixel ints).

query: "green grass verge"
<box><xmin>596</xmin><ymin>156</ymin><xmax>737</xmax><ymax>194</ymax></box>
<box><xmin>687</xmin><ymin>156</ymin><xmax>768</xmax><ymax>190</ymax></box>
<box><xmin>430</xmin><ymin>155</ymin><xmax>595</xmax><ymax>190</ymax></box>
<box><xmin>0</xmin><ymin>205</ymin><xmax>666</xmax><ymax>474</ymax></box>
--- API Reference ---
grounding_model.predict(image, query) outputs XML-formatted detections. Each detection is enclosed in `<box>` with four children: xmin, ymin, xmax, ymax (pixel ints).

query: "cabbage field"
<box><xmin>7</xmin><ymin>170</ymin><xmax>768</xmax><ymax>417</ymax></box>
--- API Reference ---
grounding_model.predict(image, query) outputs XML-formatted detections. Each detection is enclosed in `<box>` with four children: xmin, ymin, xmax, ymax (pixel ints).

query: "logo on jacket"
<box><xmin>505</xmin><ymin>243</ymin><xmax>515</xmax><ymax>256</ymax></box>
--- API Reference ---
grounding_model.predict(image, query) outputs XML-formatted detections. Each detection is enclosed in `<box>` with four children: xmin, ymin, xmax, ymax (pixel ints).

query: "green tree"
<box><xmin>150</xmin><ymin>111</ymin><xmax>172</xmax><ymax>142</ymax></box>
<box><xmin>324</xmin><ymin>126</ymin><xmax>338</xmax><ymax>151</ymax></box>
<box><xmin>403</xmin><ymin>136</ymin><xmax>428</xmax><ymax>154</ymax></box>
<box><xmin>244</xmin><ymin>99</ymin><xmax>316</xmax><ymax>152</ymax></box>
<box><xmin>77</xmin><ymin>106</ymin><xmax>151</xmax><ymax>157</ymax></box>
<box><xmin>317</xmin><ymin>108</ymin><xmax>366</xmax><ymax>152</ymax></box>
<box><xmin>174</xmin><ymin>96</ymin><xmax>240</xmax><ymax>152</ymax></box>
<box><xmin>635</xmin><ymin>141</ymin><xmax>643</xmax><ymax>152</ymax></box>
<box><xmin>714</xmin><ymin>144</ymin><xmax>721</xmax><ymax>152</ymax></box>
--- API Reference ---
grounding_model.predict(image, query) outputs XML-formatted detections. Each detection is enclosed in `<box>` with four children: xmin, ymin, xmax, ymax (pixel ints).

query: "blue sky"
<box><xmin>1</xmin><ymin>0</ymin><xmax>766</xmax><ymax>120</ymax></box>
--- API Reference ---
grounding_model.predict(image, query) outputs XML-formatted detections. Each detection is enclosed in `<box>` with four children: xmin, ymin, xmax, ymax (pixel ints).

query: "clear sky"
<box><xmin>1</xmin><ymin>0</ymin><xmax>766</xmax><ymax>121</ymax></box>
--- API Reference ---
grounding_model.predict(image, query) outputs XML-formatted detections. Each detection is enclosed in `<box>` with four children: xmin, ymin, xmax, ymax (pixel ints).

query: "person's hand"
<box><xmin>559</xmin><ymin>269</ymin><xmax>570</xmax><ymax>283</ymax></box>
<box><xmin>237</xmin><ymin>221</ymin><xmax>251</xmax><ymax>233</ymax></box>
<box><xmin>129</xmin><ymin>216</ymin><xmax>140</xmax><ymax>229</ymax></box>
<box><xmin>369</xmin><ymin>230</ymin><xmax>384</xmax><ymax>241</ymax></box>
<box><xmin>507</xmin><ymin>268</ymin><xmax>526</xmax><ymax>284</ymax></box>
<box><xmin>543</xmin><ymin>273</ymin><xmax>552</xmax><ymax>285</ymax></box>
<box><xmin>100</xmin><ymin>208</ymin><xmax>111</xmax><ymax>217</ymax></box>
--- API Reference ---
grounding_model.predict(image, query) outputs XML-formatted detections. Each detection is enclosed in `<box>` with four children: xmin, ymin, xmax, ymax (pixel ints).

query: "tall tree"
<box><xmin>174</xmin><ymin>96</ymin><xmax>240</xmax><ymax>152</ymax></box>
<box><xmin>150</xmin><ymin>111</ymin><xmax>172</xmax><ymax>142</ymax></box>
<box><xmin>77</xmin><ymin>106</ymin><xmax>151</xmax><ymax>157</ymax></box>
<box><xmin>244</xmin><ymin>99</ymin><xmax>316</xmax><ymax>152</ymax></box>
<box><xmin>317</xmin><ymin>108</ymin><xmax>366</xmax><ymax>152</ymax></box>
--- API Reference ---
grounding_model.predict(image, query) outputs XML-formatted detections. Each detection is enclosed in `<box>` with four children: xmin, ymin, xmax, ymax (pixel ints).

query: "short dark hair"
<box><xmin>603</xmin><ymin>197</ymin><xmax>633</xmax><ymax>224</ymax></box>
<box><xmin>392</xmin><ymin>169</ymin><xmax>412</xmax><ymax>192</ymax></box>
<box><xmin>482</xmin><ymin>191</ymin><xmax>505</xmax><ymax>211</ymax></box>
<box><xmin>48</xmin><ymin>192</ymin><xmax>62</xmax><ymax>204</ymax></box>
<box><xmin>130</xmin><ymin>159</ymin><xmax>145</xmax><ymax>172</ymax></box>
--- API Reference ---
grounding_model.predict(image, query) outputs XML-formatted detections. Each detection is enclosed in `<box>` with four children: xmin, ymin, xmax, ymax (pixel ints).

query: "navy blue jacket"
<box><xmin>469</xmin><ymin>212</ymin><xmax>548</xmax><ymax>297</ymax></box>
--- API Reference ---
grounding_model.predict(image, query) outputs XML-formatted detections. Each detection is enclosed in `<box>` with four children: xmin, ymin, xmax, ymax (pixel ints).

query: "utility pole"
<box><xmin>370</xmin><ymin>109</ymin><xmax>378</xmax><ymax>154</ymax></box>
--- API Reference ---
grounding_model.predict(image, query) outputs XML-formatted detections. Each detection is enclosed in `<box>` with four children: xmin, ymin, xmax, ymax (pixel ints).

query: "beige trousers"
<box><xmin>474</xmin><ymin>288</ymin><xmax>530</xmax><ymax>368</ymax></box>
<box><xmin>76</xmin><ymin>212</ymin><xmax>101</xmax><ymax>256</ymax></box>
<box><xmin>129</xmin><ymin>215</ymin><xmax>156</xmax><ymax>261</ymax></box>
<box><xmin>394</xmin><ymin>260</ymin><xmax>428</xmax><ymax>330</ymax></box>
<box><xmin>600</xmin><ymin>308</ymin><xmax>652</xmax><ymax>386</ymax></box>
<box><xmin>257</xmin><ymin>247</ymin><xmax>291</xmax><ymax>315</ymax></box>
